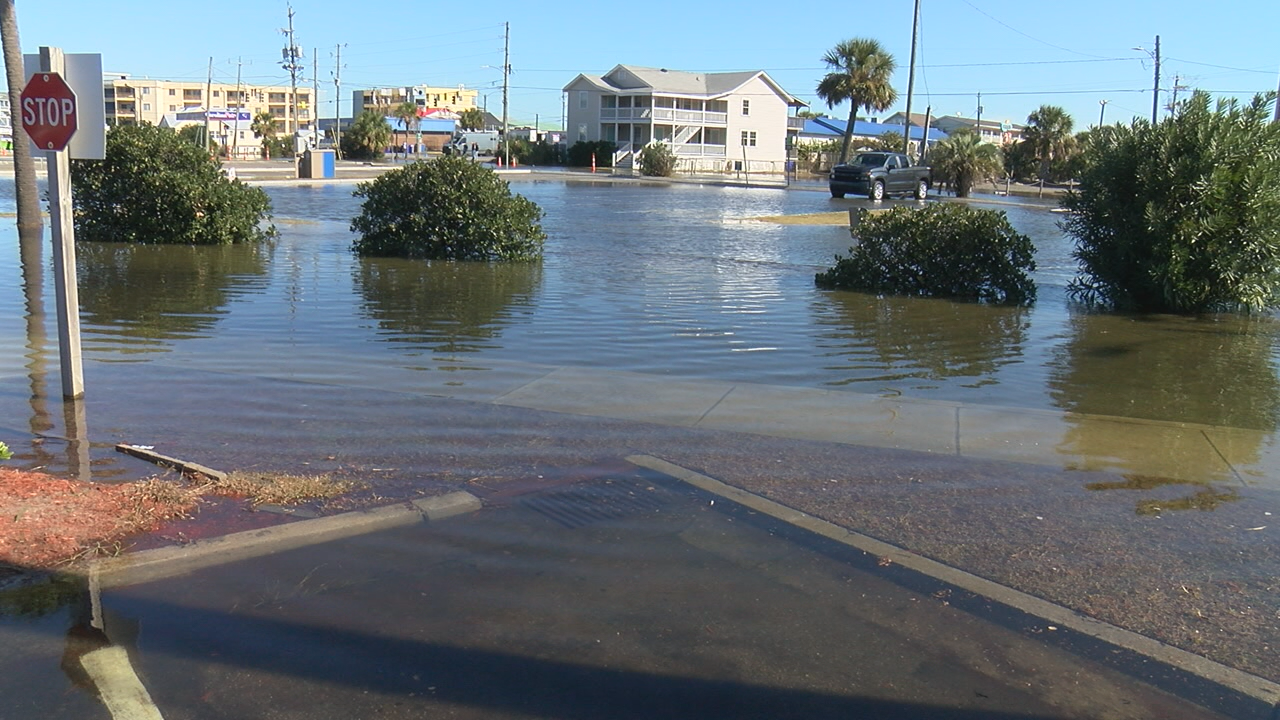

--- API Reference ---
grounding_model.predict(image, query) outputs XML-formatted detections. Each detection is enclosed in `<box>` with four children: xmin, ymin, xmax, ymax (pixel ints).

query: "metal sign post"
<box><xmin>22</xmin><ymin>47</ymin><xmax>83</xmax><ymax>398</ymax></box>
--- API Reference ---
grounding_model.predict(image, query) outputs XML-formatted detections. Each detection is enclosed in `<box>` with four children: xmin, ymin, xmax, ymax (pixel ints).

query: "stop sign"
<box><xmin>21</xmin><ymin>72</ymin><xmax>78</xmax><ymax>151</ymax></box>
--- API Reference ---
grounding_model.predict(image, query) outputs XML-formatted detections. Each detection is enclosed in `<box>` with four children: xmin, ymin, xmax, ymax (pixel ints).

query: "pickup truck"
<box><xmin>829</xmin><ymin>152</ymin><xmax>930</xmax><ymax>201</ymax></box>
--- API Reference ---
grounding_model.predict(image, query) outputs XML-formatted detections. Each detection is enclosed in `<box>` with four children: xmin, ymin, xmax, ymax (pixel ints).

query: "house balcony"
<box><xmin>649</xmin><ymin>108</ymin><xmax>728</xmax><ymax>125</ymax></box>
<box><xmin>600</xmin><ymin>108</ymin><xmax>652</xmax><ymax>121</ymax></box>
<box><xmin>673</xmin><ymin>143</ymin><xmax>726</xmax><ymax>157</ymax></box>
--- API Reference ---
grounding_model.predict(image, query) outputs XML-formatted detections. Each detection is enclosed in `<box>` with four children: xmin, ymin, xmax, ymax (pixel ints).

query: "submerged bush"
<box><xmin>638</xmin><ymin>142</ymin><xmax>677</xmax><ymax>177</ymax></box>
<box><xmin>71</xmin><ymin>124</ymin><xmax>273</xmax><ymax>244</ymax></box>
<box><xmin>815</xmin><ymin>203</ymin><xmax>1036</xmax><ymax>304</ymax></box>
<box><xmin>350</xmin><ymin>156</ymin><xmax>545</xmax><ymax>261</ymax></box>
<box><xmin>1063</xmin><ymin>91</ymin><xmax>1280</xmax><ymax>313</ymax></box>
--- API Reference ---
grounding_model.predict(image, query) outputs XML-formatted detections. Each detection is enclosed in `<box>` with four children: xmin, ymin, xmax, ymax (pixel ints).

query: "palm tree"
<box><xmin>928</xmin><ymin>129</ymin><xmax>1003</xmax><ymax>198</ymax></box>
<box><xmin>816</xmin><ymin>38</ymin><xmax>899</xmax><ymax>165</ymax></box>
<box><xmin>250</xmin><ymin>111</ymin><xmax>277</xmax><ymax>159</ymax></box>
<box><xmin>1</xmin><ymin>0</ymin><xmax>42</xmax><ymax>236</ymax></box>
<box><xmin>1022</xmin><ymin>105</ymin><xmax>1075</xmax><ymax>197</ymax></box>
<box><xmin>346</xmin><ymin>110</ymin><xmax>392</xmax><ymax>160</ymax></box>
<box><xmin>458</xmin><ymin>107</ymin><xmax>485</xmax><ymax>132</ymax></box>
<box><xmin>393</xmin><ymin>101</ymin><xmax>419</xmax><ymax>154</ymax></box>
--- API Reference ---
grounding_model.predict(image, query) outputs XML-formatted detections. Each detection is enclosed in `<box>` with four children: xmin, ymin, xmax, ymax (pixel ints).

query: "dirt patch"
<box><xmin>209</xmin><ymin>471</ymin><xmax>357</xmax><ymax>505</ymax></box>
<box><xmin>753</xmin><ymin>211</ymin><xmax>853</xmax><ymax>226</ymax></box>
<box><xmin>0</xmin><ymin>468</ymin><xmax>199</xmax><ymax>569</ymax></box>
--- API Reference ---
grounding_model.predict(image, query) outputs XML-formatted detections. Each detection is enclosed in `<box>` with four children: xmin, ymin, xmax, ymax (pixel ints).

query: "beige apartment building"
<box><xmin>104</xmin><ymin>74</ymin><xmax>312</xmax><ymax>136</ymax></box>
<box><xmin>351</xmin><ymin>85</ymin><xmax>479</xmax><ymax>118</ymax></box>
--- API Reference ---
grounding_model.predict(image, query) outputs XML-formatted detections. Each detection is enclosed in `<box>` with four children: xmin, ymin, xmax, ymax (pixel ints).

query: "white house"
<box><xmin>563</xmin><ymin>65</ymin><xmax>806</xmax><ymax>173</ymax></box>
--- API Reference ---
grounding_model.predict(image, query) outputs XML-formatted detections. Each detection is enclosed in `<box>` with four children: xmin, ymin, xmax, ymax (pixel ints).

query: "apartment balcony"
<box><xmin>673</xmin><ymin>143</ymin><xmax>726</xmax><ymax>157</ymax></box>
<box><xmin>647</xmin><ymin>108</ymin><xmax>728</xmax><ymax>125</ymax></box>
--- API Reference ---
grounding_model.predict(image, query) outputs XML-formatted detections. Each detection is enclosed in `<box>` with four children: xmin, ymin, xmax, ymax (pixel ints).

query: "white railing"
<box><xmin>674</xmin><ymin>143</ymin><xmax>727</xmax><ymax>157</ymax></box>
<box><xmin>600</xmin><ymin>108</ymin><xmax>654</xmax><ymax>121</ymax></box>
<box><xmin>703</xmin><ymin>112</ymin><xmax>727</xmax><ymax>125</ymax></box>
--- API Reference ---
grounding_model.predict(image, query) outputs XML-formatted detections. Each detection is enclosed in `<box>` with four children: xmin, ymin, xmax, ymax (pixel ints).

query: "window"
<box><xmin>577</xmin><ymin>123</ymin><xmax>588</xmax><ymax>142</ymax></box>
<box><xmin>168</xmin><ymin>89</ymin><xmax>176</xmax><ymax>96</ymax></box>
<box><xmin>213</xmin><ymin>90</ymin><xmax>221</xmax><ymax>98</ymax></box>
<box><xmin>142</xmin><ymin>103</ymin><xmax>151</xmax><ymax>111</ymax></box>
<box><xmin>578</xmin><ymin>91</ymin><xmax>588</xmax><ymax>110</ymax></box>
<box><xmin>741</xmin><ymin>99</ymin><xmax>750</xmax><ymax>116</ymax></box>
<box><xmin>169</xmin><ymin>105</ymin><xmax>177</xmax><ymax>111</ymax></box>
<box><xmin>141</xmin><ymin>87</ymin><xmax>150</xmax><ymax>95</ymax></box>
<box><xmin>741</xmin><ymin>131</ymin><xmax>756</xmax><ymax>147</ymax></box>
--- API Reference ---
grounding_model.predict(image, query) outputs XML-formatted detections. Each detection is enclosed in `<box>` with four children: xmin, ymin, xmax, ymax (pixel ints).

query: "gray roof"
<box><xmin>565</xmin><ymin>65</ymin><xmax>802</xmax><ymax>104</ymax></box>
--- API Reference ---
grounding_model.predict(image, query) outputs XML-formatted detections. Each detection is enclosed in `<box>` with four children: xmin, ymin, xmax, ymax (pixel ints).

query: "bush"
<box><xmin>637</xmin><ymin>142</ymin><xmax>677</xmax><ymax>177</ymax></box>
<box><xmin>71</xmin><ymin>124</ymin><xmax>273</xmax><ymax>244</ymax></box>
<box><xmin>513</xmin><ymin>139</ymin><xmax>563</xmax><ymax>166</ymax></box>
<box><xmin>1063</xmin><ymin>91</ymin><xmax>1280</xmax><ymax>313</ymax></box>
<box><xmin>350</xmin><ymin>156</ymin><xmax>546</xmax><ymax>261</ymax></box>
<box><xmin>567</xmin><ymin>140</ymin><xmax>615</xmax><ymax>168</ymax></box>
<box><xmin>816</xmin><ymin>203</ymin><xmax>1036</xmax><ymax>304</ymax></box>
<box><xmin>342</xmin><ymin>110</ymin><xmax>392</xmax><ymax>161</ymax></box>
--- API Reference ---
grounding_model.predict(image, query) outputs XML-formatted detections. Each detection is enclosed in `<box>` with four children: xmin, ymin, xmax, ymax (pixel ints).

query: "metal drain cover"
<box><xmin>520</xmin><ymin>477</ymin><xmax>673</xmax><ymax>529</ymax></box>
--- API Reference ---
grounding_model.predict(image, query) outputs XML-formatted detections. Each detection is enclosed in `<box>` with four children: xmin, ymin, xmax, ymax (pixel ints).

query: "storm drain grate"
<box><xmin>520</xmin><ymin>478</ymin><xmax>673</xmax><ymax>529</ymax></box>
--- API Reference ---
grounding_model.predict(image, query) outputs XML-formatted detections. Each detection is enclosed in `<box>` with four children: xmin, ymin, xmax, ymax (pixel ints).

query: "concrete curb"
<box><xmin>625</xmin><ymin>454</ymin><xmax>1280</xmax><ymax>708</ymax></box>
<box><xmin>87</xmin><ymin>491</ymin><xmax>483</xmax><ymax>589</ymax></box>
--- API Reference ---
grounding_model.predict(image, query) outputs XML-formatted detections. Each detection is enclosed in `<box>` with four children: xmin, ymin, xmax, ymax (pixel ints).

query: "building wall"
<box><xmin>104</xmin><ymin>76</ymin><xmax>312</xmax><ymax>136</ymax></box>
<box><xmin>352</xmin><ymin>85</ymin><xmax>479</xmax><ymax>119</ymax></box>
<box><xmin>724</xmin><ymin>74</ymin><xmax>789</xmax><ymax>168</ymax></box>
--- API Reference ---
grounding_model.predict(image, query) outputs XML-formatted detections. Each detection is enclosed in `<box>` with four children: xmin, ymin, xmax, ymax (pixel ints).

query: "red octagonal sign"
<box><xmin>21</xmin><ymin>72</ymin><xmax>78</xmax><ymax>152</ymax></box>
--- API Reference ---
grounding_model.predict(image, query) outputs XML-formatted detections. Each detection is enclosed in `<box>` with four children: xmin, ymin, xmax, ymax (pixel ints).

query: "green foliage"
<box><xmin>71</xmin><ymin>124</ymin><xmax>273</xmax><ymax>245</ymax></box>
<box><xmin>863</xmin><ymin>131</ymin><xmax>904</xmax><ymax>154</ymax></box>
<box><xmin>816</xmin><ymin>203</ymin><xmax>1036</xmax><ymax>304</ymax></box>
<box><xmin>1022</xmin><ymin>105</ymin><xmax>1076</xmax><ymax>183</ymax></box>
<box><xmin>0</xmin><ymin>441</ymin><xmax>11</xmax><ymax>460</ymax></box>
<box><xmin>458</xmin><ymin>108</ymin><xmax>486</xmax><ymax>131</ymax></box>
<box><xmin>1063</xmin><ymin>91</ymin><xmax>1280</xmax><ymax>313</ymax></box>
<box><xmin>567</xmin><ymin>140</ymin><xmax>615</xmax><ymax>168</ymax></box>
<box><xmin>637</xmin><ymin>142</ymin><xmax>677</xmax><ymax>177</ymax></box>
<box><xmin>176</xmin><ymin>124</ymin><xmax>216</xmax><ymax>153</ymax></box>
<box><xmin>342</xmin><ymin>110</ymin><xmax>392</xmax><ymax>161</ymax></box>
<box><xmin>350</xmin><ymin>156</ymin><xmax>546</xmax><ymax>261</ymax></box>
<box><xmin>928</xmin><ymin>129</ymin><xmax>1003</xmax><ymax>197</ymax></box>
<box><xmin>816</xmin><ymin>37</ymin><xmax>898</xmax><ymax>164</ymax></box>
<box><xmin>513</xmin><ymin>139</ymin><xmax>564</xmax><ymax>166</ymax></box>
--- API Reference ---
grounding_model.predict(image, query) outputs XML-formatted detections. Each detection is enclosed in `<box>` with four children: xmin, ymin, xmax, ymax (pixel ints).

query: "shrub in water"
<box><xmin>816</xmin><ymin>203</ymin><xmax>1036</xmax><ymax>304</ymax></box>
<box><xmin>71</xmin><ymin>124</ymin><xmax>273</xmax><ymax>244</ymax></box>
<box><xmin>350</xmin><ymin>156</ymin><xmax>546</xmax><ymax>261</ymax></box>
<box><xmin>1063</xmin><ymin>91</ymin><xmax>1280</xmax><ymax>313</ymax></box>
<box><xmin>638</xmin><ymin>142</ymin><xmax>677</xmax><ymax>177</ymax></box>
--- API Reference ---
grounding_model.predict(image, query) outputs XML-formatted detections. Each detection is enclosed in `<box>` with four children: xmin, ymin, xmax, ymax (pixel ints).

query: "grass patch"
<box><xmin>753</xmin><ymin>211</ymin><xmax>852</xmax><ymax>226</ymax></box>
<box><xmin>210</xmin><ymin>471</ymin><xmax>359</xmax><ymax>506</ymax></box>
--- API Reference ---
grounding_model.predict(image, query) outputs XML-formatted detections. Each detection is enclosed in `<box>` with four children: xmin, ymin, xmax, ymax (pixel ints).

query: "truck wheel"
<box><xmin>831</xmin><ymin>189</ymin><xmax>845</xmax><ymax>199</ymax></box>
<box><xmin>869</xmin><ymin>180</ymin><xmax>885</xmax><ymax>202</ymax></box>
<box><xmin>914</xmin><ymin>180</ymin><xmax>928</xmax><ymax>200</ymax></box>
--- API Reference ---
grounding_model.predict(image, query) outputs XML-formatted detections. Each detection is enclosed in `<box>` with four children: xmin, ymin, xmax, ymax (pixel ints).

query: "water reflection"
<box><xmin>354</xmin><ymin>258</ymin><xmax>542</xmax><ymax>354</ymax></box>
<box><xmin>814</xmin><ymin>290</ymin><xmax>1029</xmax><ymax>390</ymax></box>
<box><xmin>1048</xmin><ymin>312</ymin><xmax>1280</xmax><ymax>431</ymax></box>
<box><xmin>75</xmin><ymin>242</ymin><xmax>271</xmax><ymax>356</ymax></box>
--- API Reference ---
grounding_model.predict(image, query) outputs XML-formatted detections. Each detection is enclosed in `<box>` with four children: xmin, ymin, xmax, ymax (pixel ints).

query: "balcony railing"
<box><xmin>600</xmin><ymin>108</ymin><xmax>653</xmax><ymax>121</ymax></box>
<box><xmin>647</xmin><ymin>108</ymin><xmax>728</xmax><ymax>126</ymax></box>
<box><xmin>674</xmin><ymin>143</ymin><xmax>726</xmax><ymax>157</ymax></box>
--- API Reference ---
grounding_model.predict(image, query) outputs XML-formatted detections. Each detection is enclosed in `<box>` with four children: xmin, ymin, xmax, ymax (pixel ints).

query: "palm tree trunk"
<box><xmin>838</xmin><ymin>100</ymin><xmax>859</xmax><ymax>165</ymax></box>
<box><xmin>1</xmin><ymin>0</ymin><xmax>44</xmax><ymax>236</ymax></box>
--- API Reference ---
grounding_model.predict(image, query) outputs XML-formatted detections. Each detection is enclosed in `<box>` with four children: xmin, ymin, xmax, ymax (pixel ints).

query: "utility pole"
<box><xmin>333</xmin><ymin>43</ymin><xmax>346</xmax><ymax>157</ymax></box>
<box><xmin>232</xmin><ymin>57</ymin><xmax>243</xmax><ymax>159</ymax></box>
<box><xmin>502</xmin><ymin>21</ymin><xmax>510</xmax><ymax>167</ymax></box>
<box><xmin>975</xmin><ymin>92</ymin><xmax>983</xmax><ymax>140</ymax></box>
<box><xmin>1098</xmin><ymin>99</ymin><xmax>1108</xmax><ymax>127</ymax></box>
<box><xmin>1168</xmin><ymin>74</ymin><xmax>1189</xmax><ymax>113</ymax></box>
<box><xmin>203</xmin><ymin>56</ymin><xmax>213</xmax><ymax>151</ymax></box>
<box><xmin>1274</xmin><ymin>69</ymin><xmax>1280</xmax><ymax>123</ymax></box>
<box><xmin>902</xmin><ymin>0</ymin><xmax>920</xmax><ymax>157</ymax></box>
<box><xmin>920</xmin><ymin>105</ymin><xmax>932</xmax><ymax>163</ymax></box>
<box><xmin>281</xmin><ymin>5</ymin><xmax>304</xmax><ymax>156</ymax></box>
<box><xmin>1151</xmin><ymin>35</ymin><xmax>1160</xmax><ymax>124</ymax></box>
<box><xmin>312</xmin><ymin>48</ymin><xmax>319</xmax><ymax>146</ymax></box>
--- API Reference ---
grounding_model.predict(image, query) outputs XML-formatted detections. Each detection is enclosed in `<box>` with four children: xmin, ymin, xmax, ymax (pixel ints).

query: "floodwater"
<box><xmin>4</xmin><ymin>178</ymin><xmax>1279</xmax><ymax>429</ymax></box>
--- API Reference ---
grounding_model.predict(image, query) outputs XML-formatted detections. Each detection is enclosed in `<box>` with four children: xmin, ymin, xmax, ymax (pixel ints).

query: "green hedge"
<box><xmin>816</xmin><ymin>203</ymin><xmax>1036</xmax><ymax>305</ymax></box>
<box><xmin>350</xmin><ymin>156</ymin><xmax>545</xmax><ymax>261</ymax></box>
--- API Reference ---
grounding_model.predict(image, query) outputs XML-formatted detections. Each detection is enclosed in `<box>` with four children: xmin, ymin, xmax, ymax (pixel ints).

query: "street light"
<box><xmin>1098</xmin><ymin>99</ymin><xmax>1108</xmax><ymax>127</ymax></box>
<box><xmin>1133</xmin><ymin>36</ymin><xmax>1160</xmax><ymax>124</ymax></box>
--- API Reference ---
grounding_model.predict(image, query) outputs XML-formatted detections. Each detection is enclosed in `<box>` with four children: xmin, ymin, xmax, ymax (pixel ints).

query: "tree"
<box><xmin>1</xmin><ymin>0</ymin><xmax>41</xmax><ymax>236</ymax></box>
<box><xmin>342</xmin><ymin>110</ymin><xmax>392</xmax><ymax>161</ymax></box>
<box><xmin>816</xmin><ymin>204</ymin><xmax>1036</xmax><ymax>304</ymax></box>
<box><xmin>71</xmin><ymin>124</ymin><xmax>273</xmax><ymax>245</ymax></box>
<box><xmin>1063</xmin><ymin>91</ymin><xmax>1280</xmax><ymax>313</ymax></box>
<box><xmin>178</xmin><ymin>124</ymin><xmax>217</xmax><ymax>153</ymax></box>
<box><xmin>816</xmin><ymin>38</ymin><xmax>898</xmax><ymax>165</ymax></box>
<box><xmin>459</xmin><ymin>107</ymin><xmax>485</xmax><ymax>131</ymax></box>
<box><xmin>1022</xmin><ymin>105</ymin><xmax>1074</xmax><ymax>195</ymax></box>
<box><xmin>250</xmin><ymin>111</ymin><xmax>277</xmax><ymax>159</ymax></box>
<box><xmin>393</xmin><ymin>101</ymin><xmax>419</xmax><ymax>150</ymax></box>
<box><xmin>864</xmin><ymin>131</ymin><xmax>905</xmax><ymax>154</ymax></box>
<box><xmin>351</xmin><ymin>156</ymin><xmax>545</xmax><ymax>261</ymax></box>
<box><xmin>928</xmin><ymin>129</ymin><xmax>1003</xmax><ymax>198</ymax></box>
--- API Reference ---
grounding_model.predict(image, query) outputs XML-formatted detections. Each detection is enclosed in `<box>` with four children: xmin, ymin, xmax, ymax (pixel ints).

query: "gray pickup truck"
<box><xmin>829</xmin><ymin>152</ymin><xmax>930</xmax><ymax>201</ymax></box>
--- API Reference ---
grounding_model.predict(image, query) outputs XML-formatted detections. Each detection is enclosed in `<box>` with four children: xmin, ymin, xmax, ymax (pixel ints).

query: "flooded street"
<box><xmin>1</xmin><ymin>175</ymin><xmax>1278</xmax><ymax>717</ymax></box>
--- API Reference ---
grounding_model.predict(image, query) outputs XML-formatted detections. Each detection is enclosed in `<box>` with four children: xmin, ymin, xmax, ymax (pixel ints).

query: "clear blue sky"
<box><xmin>11</xmin><ymin>0</ymin><xmax>1280</xmax><ymax>131</ymax></box>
